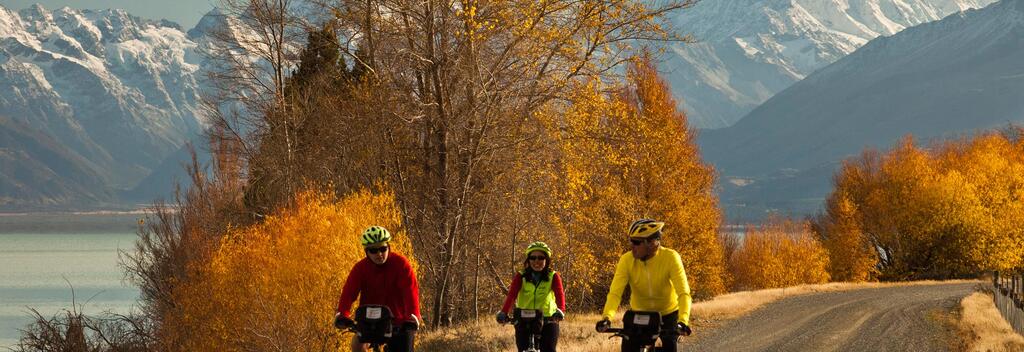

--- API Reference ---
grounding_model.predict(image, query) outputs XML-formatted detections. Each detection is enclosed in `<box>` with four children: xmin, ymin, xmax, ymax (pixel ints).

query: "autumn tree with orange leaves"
<box><xmin>201</xmin><ymin>0</ymin><xmax>703</xmax><ymax>326</ymax></box>
<box><xmin>815</xmin><ymin>132</ymin><xmax>1024</xmax><ymax>280</ymax></box>
<box><xmin>544</xmin><ymin>56</ymin><xmax>728</xmax><ymax>303</ymax></box>
<box><xmin>730</xmin><ymin>219</ymin><xmax>830</xmax><ymax>290</ymax></box>
<box><xmin>168</xmin><ymin>189</ymin><xmax>413</xmax><ymax>351</ymax></box>
<box><xmin>29</xmin><ymin>1</ymin><xmax>734</xmax><ymax>348</ymax></box>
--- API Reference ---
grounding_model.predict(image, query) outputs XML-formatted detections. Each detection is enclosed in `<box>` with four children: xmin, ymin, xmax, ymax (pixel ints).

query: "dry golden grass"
<box><xmin>420</xmin><ymin>280</ymin><xmax>979</xmax><ymax>352</ymax></box>
<box><xmin>957</xmin><ymin>291</ymin><xmax>1024</xmax><ymax>352</ymax></box>
<box><xmin>417</xmin><ymin>313</ymin><xmax>620</xmax><ymax>352</ymax></box>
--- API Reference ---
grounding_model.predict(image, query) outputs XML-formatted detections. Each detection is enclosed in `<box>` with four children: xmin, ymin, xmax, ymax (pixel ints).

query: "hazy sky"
<box><xmin>0</xmin><ymin>0</ymin><xmax>216</xmax><ymax>29</ymax></box>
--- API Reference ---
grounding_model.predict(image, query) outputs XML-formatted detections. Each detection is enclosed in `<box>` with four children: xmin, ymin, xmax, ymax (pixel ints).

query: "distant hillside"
<box><xmin>0</xmin><ymin>115</ymin><xmax>114</xmax><ymax>210</ymax></box>
<box><xmin>122</xmin><ymin>132</ymin><xmax>212</xmax><ymax>205</ymax></box>
<box><xmin>700</xmin><ymin>0</ymin><xmax>1024</xmax><ymax>221</ymax></box>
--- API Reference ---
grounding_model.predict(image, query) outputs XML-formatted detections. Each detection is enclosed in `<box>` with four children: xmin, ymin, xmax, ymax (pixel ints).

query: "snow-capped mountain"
<box><xmin>0</xmin><ymin>3</ymin><xmax>297</xmax><ymax>209</ymax></box>
<box><xmin>700</xmin><ymin>0</ymin><xmax>1024</xmax><ymax>220</ymax></box>
<box><xmin>0</xmin><ymin>4</ymin><xmax>225</xmax><ymax>208</ymax></box>
<box><xmin>667</xmin><ymin>0</ymin><xmax>996</xmax><ymax>129</ymax></box>
<box><xmin>0</xmin><ymin>4</ymin><xmax>205</xmax><ymax>190</ymax></box>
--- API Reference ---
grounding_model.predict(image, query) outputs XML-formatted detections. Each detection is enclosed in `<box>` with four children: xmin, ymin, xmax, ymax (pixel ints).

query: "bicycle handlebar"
<box><xmin>500</xmin><ymin>318</ymin><xmax>558</xmax><ymax>326</ymax></box>
<box><xmin>598</xmin><ymin>326</ymin><xmax>684</xmax><ymax>335</ymax></box>
<box><xmin>340</xmin><ymin>323</ymin><xmax>417</xmax><ymax>332</ymax></box>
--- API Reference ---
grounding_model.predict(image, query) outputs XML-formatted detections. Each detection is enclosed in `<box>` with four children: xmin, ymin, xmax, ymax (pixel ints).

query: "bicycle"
<box><xmin>598</xmin><ymin>310</ymin><xmax>687</xmax><ymax>352</ymax></box>
<box><xmin>337</xmin><ymin>304</ymin><xmax>407</xmax><ymax>352</ymax></box>
<box><xmin>501</xmin><ymin>308</ymin><xmax>553</xmax><ymax>352</ymax></box>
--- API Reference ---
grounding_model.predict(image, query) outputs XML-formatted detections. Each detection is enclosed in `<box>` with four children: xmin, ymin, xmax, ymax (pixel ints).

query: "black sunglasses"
<box><xmin>366</xmin><ymin>246</ymin><xmax>389</xmax><ymax>254</ymax></box>
<box><xmin>630</xmin><ymin>239</ymin><xmax>647</xmax><ymax>246</ymax></box>
<box><xmin>528</xmin><ymin>255</ymin><xmax>547</xmax><ymax>261</ymax></box>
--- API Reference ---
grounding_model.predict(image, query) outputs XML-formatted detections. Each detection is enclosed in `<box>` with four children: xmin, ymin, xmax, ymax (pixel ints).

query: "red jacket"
<box><xmin>336</xmin><ymin>252</ymin><xmax>421</xmax><ymax>325</ymax></box>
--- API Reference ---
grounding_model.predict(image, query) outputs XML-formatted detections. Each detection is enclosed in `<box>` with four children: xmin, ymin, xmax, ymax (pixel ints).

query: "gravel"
<box><xmin>683</xmin><ymin>282</ymin><xmax>977</xmax><ymax>352</ymax></box>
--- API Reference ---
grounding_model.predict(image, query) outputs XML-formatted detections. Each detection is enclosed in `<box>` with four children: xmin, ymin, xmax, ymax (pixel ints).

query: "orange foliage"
<box><xmin>818</xmin><ymin>193</ymin><xmax>878</xmax><ymax>282</ymax></box>
<box><xmin>730</xmin><ymin>219</ymin><xmax>830</xmax><ymax>290</ymax></box>
<box><xmin>168</xmin><ymin>189</ymin><xmax>413</xmax><ymax>351</ymax></box>
<box><xmin>621</xmin><ymin>57</ymin><xmax>727</xmax><ymax>298</ymax></box>
<box><xmin>545</xmin><ymin>56</ymin><xmax>727</xmax><ymax>301</ymax></box>
<box><xmin>818</xmin><ymin>132</ymin><xmax>1024</xmax><ymax>280</ymax></box>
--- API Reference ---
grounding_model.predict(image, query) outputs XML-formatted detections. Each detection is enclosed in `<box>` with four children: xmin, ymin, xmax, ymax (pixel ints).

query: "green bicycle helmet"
<box><xmin>524</xmin><ymin>241</ymin><xmax>552</xmax><ymax>257</ymax></box>
<box><xmin>360</xmin><ymin>226</ymin><xmax>392</xmax><ymax>247</ymax></box>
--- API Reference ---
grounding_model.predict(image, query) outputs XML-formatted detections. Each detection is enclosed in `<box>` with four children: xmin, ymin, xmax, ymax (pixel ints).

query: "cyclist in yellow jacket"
<box><xmin>596</xmin><ymin>219</ymin><xmax>692</xmax><ymax>352</ymax></box>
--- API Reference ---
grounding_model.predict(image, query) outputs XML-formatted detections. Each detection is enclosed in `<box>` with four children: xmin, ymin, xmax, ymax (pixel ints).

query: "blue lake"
<box><xmin>0</xmin><ymin>214</ymin><xmax>141</xmax><ymax>349</ymax></box>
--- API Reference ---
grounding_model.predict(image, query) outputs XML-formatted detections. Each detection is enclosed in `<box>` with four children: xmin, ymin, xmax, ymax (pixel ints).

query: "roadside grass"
<box><xmin>955</xmin><ymin>291</ymin><xmax>1024</xmax><ymax>352</ymax></box>
<box><xmin>419</xmin><ymin>280</ymin><xmax>979</xmax><ymax>351</ymax></box>
<box><xmin>417</xmin><ymin>313</ymin><xmax>621</xmax><ymax>352</ymax></box>
<box><xmin>928</xmin><ymin>307</ymin><xmax>972</xmax><ymax>352</ymax></box>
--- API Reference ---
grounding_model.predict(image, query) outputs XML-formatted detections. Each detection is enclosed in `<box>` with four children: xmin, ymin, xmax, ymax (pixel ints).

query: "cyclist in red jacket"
<box><xmin>334</xmin><ymin>226</ymin><xmax>421</xmax><ymax>352</ymax></box>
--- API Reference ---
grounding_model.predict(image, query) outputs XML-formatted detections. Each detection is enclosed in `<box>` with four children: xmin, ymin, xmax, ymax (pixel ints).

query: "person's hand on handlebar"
<box><xmin>333</xmin><ymin>312</ymin><xmax>354</xmax><ymax>329</ymax></box>
<box><xmin>678</xmin><ymin>322</ymin><xmax>692</xmax><ymax>336</ymax></box>
<box><xmin>595</xmin><ymin>318</ymin><xmax>611</xmax><ymax>332</ymax></box>
<box><xmin>495</xmin><ymin>311</ymin><xmax>509</xmax><ymax>324</ymax></box>
<box><xmin>405</xmin><ymin>314</ymin><xmax>420</xmax><ymax>331</ymax></box>
<box><xmin>552</xmin><ymin>309</ymin><xmax>565</xmax><ymax>322</ymax></box>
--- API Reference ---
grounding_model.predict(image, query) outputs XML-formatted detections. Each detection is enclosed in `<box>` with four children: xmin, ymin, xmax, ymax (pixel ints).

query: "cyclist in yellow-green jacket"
<box><xmin>596</xmin><ymin>219</ymin><xmax>692</xmax><ymax>352</ymax></box>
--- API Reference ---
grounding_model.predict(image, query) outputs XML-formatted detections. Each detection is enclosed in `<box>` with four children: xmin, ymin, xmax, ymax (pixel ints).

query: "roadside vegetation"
<box><xmin>956</xmin><ymin>291</ymin><xmax>1024</xmax><ymax>352</ymax></box>
<box><xmin>725</xmin><ymin>219</ymin><xmax>831</xmax><ymax>291</ymax></box>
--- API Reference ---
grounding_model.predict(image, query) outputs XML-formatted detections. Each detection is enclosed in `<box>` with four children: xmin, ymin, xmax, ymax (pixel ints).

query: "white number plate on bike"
<box><xmin>520</xmin><ymin>310</ymin><xmax>537</xmax><ymax>318</ymax></box>
<box><xmin>633</xmin><ymin>315</ymin><xmax>651</xmax><ymax>325</ymax></box>
<box><xmin>366</xmin><ymin>307</ymin><xmax>382</xmax><ymax>319</ymax></box>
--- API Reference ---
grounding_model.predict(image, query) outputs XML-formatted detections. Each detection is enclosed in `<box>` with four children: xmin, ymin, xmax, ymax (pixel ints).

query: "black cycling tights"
<box><xmin>620</xmin><ymin>310</ymin><xmax>680</xmax><ymax>352</ymax></box>
<box><xmin>384</xmin><ymin>328</ymin><xmax>415</xmax><ymax>352</ymax></box>
<box><xmin>514</xmin><ymin>321</ymin><xmax>559</xmax><ymax>352</ymax></box>
<box><xmin>354</xmin><ymin>327</ymin><xmax>415</xmax><ymax>352</ymax></box>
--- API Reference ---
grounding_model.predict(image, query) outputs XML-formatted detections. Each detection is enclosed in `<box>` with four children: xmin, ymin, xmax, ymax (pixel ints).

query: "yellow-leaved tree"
<box><xmin>546</xmin><ymin>56</ymin><xmax>728</xmax><ymax>303</ymax></box>
<box><xmin>202</xmin><ymin>0</ymin><xmax>703</xmax><ymax>325</ymax></box>
<box><xmin>541</xmin><ymin>80</ymin><xmax>636</xmax><ymax>308</ymax></box>
<box><xmin>619</xmin><ymin>56</ymin><xmax>727</xmax><ymax>298</ymax></box>
<box><xmin>934</xmin><ymin>133</ymin><xmax>1024</xmax><ymax>273</ymax></box>
<box><xmin>816</xmin><ymin>191</ymin><xmax>878</xmax><ymax>282</ymax></box>
<box><xmin>816</xmin><ymin>132</ymin><xmax>1024</xmax><ymax>280</ymax></box>
<box><xmin>169</xmin><ymin>189</ymin><xmax>414</xmax><ymax>351</ymax></box>
<box><xmin>731</xmin><ymin>219</ymin><xmax>830</xmax><ymax>290</ymax></box>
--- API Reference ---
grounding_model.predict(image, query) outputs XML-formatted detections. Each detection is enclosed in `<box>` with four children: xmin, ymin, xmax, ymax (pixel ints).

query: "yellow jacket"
<box><xmin>601</xmin><ymin>247</ymin><xmax>692</xmax><ymax>325</ymax></box>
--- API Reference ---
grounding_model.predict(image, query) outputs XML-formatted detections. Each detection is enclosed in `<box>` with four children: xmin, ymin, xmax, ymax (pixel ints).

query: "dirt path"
<box><xmin>683</xmin><ymin>282</ymin><xmax>977</xmax><ymax>351</ymax></box>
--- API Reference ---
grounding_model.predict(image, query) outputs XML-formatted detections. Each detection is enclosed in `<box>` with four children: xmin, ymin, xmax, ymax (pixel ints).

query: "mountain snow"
<box><xmin>700</xmin><ymin>0</ymin><xmax>1024</xmax><ymax>221</ymax></box>
<box><xmin>0</xmin><ymin>4</ymin><xmax>205</xmax><ymax>188</ymax></box>
<box><xmin>667</xmin><ymin>0</ymin><xmax>997</xmax><ymax>128</ymax></box>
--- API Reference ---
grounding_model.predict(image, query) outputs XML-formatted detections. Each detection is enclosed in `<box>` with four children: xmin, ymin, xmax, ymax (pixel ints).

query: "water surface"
<box><xmin>0</xmin><ymin>214</ymin><xmax>140</xmax><ymax>348</ymax></box>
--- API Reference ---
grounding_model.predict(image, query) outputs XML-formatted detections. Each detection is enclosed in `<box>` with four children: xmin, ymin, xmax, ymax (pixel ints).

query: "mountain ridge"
<box><xmin>701</xmin><ymin>0</ymin><xmax>1024</xmax><ymax>221</ymax></box>
<box><xmin>1</xmin><ymin>3</ymin><xmax>206</xmax><ymax>189</ymax></box>
<box><xmin>0</xmin><ymin>114</ymin><xmax>114</xmax><ymax>210</ymax></box>
<box><xmin>666</xmin><ymin>0</ymin><xmax>996</xmax><ymax>128</ymax></box>
<box><xmin>0</xmin><ymin>3</ymin><xmax>216</xmax><ymax>209</ymax></box>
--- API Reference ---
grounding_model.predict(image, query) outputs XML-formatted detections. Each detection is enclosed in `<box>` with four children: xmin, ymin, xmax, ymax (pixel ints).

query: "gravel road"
<box><xmin>683</xmin><ymin>282</ymin><xmax>978</xmax><ymax>352</ymax></box>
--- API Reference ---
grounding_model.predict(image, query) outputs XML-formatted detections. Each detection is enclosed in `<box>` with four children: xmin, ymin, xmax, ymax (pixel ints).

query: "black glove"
<box><xmin>595</xmin><ymin>318</ymin><xmax>611</xmax><ymax>332</ymax></box>
<box><xmin>496</xmin><ymin>311</ymin><xmax>509</xmax><ymax>324</ymax></box>
<box><xmin>678</xmin><ymin>322</ymin><xmax>692</xmax><ymax>336</ymax></box>
<box><xmin>552</xmin><ymin>309</ymin><xmax>564</xmax><ymax>321</ymax></box>
<box><xmin>404</xmin><ymin>314</ymin><xmax>420</xmax><ymax>331</ymax></box>
<box><xmin>334</xmin><ymin>314</ymin><xmax>354</xmax><ymax>329</ymax></box>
